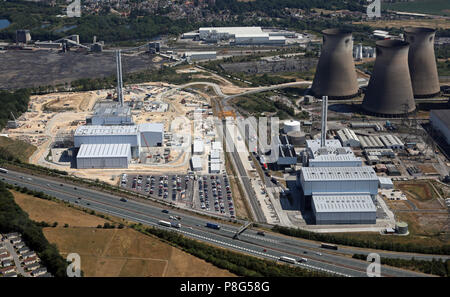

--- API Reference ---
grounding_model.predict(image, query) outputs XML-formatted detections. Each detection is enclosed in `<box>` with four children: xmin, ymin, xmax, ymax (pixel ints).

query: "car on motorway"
<box><xmin>257</xmin><ymin>231</ymin><xmax>265</xmax><ymax>236</ymax></box>
<box><xmin>60</xmin><ymin>183</ymin><xmax>64</xmax><ymax>186</ymax></box>
<box><xmin>297</xmin><ymin>257</ymin><xmax>308</xmax><ymax>263</ymax></box>
<box><xmin>162</xmin><ymin>209</ymin><xmax>169</xmax><ymax>213</ymax></box>
<box><xmin>120</xmin><ymin>198</ymin><xmax>127</xmax><ymax>202</ymax></box>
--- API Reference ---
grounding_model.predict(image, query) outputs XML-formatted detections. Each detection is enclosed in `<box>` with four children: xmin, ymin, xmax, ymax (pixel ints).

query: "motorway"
<box><xmin>1</xmin><ymin>169</ymin><xmax>448</xmax><ymax>277</ymax></box>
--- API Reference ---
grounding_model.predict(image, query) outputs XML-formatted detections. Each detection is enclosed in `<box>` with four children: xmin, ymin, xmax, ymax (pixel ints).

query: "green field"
<box><xmin>385</xmin><ymin>0</ymin><xmax>450</xmax><ymax>16</ymax></box>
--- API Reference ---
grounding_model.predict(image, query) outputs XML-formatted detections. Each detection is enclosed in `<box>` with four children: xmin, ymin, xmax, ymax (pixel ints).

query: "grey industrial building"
<box><xmin>298</xmin><ymin>166</ymin><xmax>379</xmax><ymax>196</ymax></box>
<box><xmin>87</xmin><ymin>103</ymin><xmax>133</xmax><ymax>126</ymax></box>
<box><xmin>139</xmin><ymin>123</ymin><xmax>164</xmax><ymax>147</ymax></box>
<box><xmin>76</xmin><ymin>143</ymin><xmax>131</xmax><ymax>169</ymax></box>
<box><xmin>312</xmin><ymin>194</ymin><xmax>376</xmax><ymax>225</ymax></box>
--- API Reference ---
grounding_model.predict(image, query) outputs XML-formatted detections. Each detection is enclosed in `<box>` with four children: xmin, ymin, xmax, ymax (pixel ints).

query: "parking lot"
<box><xmin>197</xmin><ymin>173</ymin><xmax>235</xmax><ymax>218</ymax></box>
<box><xmin>120</xmin><ymin>173</ymin><xmax>235</xmax><ymax>218</ymax></box>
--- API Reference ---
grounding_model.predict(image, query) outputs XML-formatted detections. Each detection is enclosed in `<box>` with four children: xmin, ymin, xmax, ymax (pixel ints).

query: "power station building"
<box><xmin>74</xmin><ymin>123</ymin><xmax>164</xmax><ymax>168</ymax></box>
<box><xmin>76</xmin><ymin>143</ymin><xmax>131</xmax><ymax>169</ymax></box>
<box><xmin>362</xmin><ymin>40</ymin><xmax>416</xmax><ymax>116</ymax></box>
<box><xmin>312</xmin><ymin>194</ymin><xmax>377</xmax><ymax>225</ymax></box>
<box><xmin>196</xmin><ymin>27</ymin><xmax>286</xmax><ymax>45</ymax></box>
<box><xmin>87</xmin><ymin>104</ymin><xmax>133</xmax><ymax>126</ymax></box>
<box><xmin>298</xmin><ymin>166</ymin><xmax>379</xmax><ymax>196</ymax></box>
<box><xmin>404</xmin><ymin>27</ymin><xmax>440</xmax><ymax>98</ymax></box>
<box><xmin>311</xmin><ymin>29</ymin><xmax>359</xmax><ymax>99</ymax></box>
<box><xmin>430</xmin><ymin>109</ymin><xmax>450</xmax><ymax>145</ymax></box>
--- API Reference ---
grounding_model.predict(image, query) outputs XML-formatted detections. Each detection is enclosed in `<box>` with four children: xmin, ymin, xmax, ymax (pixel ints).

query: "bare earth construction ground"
<box><xmin>0</xmin><ymin>51</ymin><xmax>166</xmax><ymax>89</ymax></box>
<box><xmin>12</xmin><ymin>191</ymin><xmax>235</xmax><ymax>277</ymax></box>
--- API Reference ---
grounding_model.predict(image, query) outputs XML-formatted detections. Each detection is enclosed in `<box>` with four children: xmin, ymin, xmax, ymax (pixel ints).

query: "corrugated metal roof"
<box><xmin>359</xmin><ymin>135</ymin><xmax>384</xmax><ymax>148</ymax></box>
<box><xmin>75</xmin><ymin>125</ymin><xmax>138</xmax><ymax>136</ymax></box>
<box><xmin>191</xmin><ymin>156</ymin><xmax>202</xmax><ymax>168</ymax></box>
<box><xmin>138</xmin><ymin>123</ymin><xmax>164</xmax><ymax>133</ymax></box>
<box><xmin>77</xmin><ymin>143</ymin><xmax>130</xmax><ymax>158</ymax></box>
<box><xmin>430</xmin><ymin>109</ymin><xmax>450</xmax><ymax>129</ymax></box>
<box><xmin>302</xmin><ymin>166</ymin><xmax>378</xmax><ymax>181</ymax></box>
<box><xmin>313</xmin><ymin>194</ymin><xmax>376</xmax><ymax>213</ymax></box>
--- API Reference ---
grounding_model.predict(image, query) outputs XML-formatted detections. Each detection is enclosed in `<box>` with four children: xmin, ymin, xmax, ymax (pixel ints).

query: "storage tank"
<box><xmin>362</xmin><ymin>40</ymin><xmax>416</xmax><ymax>117</ymax></box>
<box><xmin>283</xmin><ymin>120</ymin><xmax>301</xmax><ymax>134</ymax></box>
<box><xmin>287</xmin><ymin>130</ymin><xmax>306</xmax><ymax>146</ymax></box>
<box><xmin>311</xmin><ymin>28</ymin><xmax>359</xmax><ymax>99</ymax></box>
<box><xmin>404</xmin><ymin>27</ymin><xmax>440</xmax><ymax>98</ymax></box>
<box><xmin>396</xmin><ymin>221</ymin><xmax>409</xmax><ymax>235</ymax></box>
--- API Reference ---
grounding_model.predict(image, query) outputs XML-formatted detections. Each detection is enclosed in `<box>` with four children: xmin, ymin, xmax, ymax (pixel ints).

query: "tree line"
<box><xmin>273</xmin><ymin>226</ymin><xmax>450</xmax><ymax>255</ymax></box>
<box><xmin>352</xmin><ymin>254</ymin><xmax>450</xmax><ymax>277</ymax></box>
<box><xmin>0</xmin><ymin>181</ymin><xmax>68</xmax><ymax>277</ymax></box>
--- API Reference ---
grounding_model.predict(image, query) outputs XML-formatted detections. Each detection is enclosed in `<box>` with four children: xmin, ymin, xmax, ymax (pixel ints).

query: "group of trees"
<box><xmin>353</xmin><ymin>254</ymin><xmax>450</xmax><ymax>277</ymax></box>
<box><xmin>136</xmin><ymin>224</ymin><xmax>331</xmax><ymax>277</ymax></box>
<box><xmin>273</xmin><ymin>226</ymin><xmax>450</xmax><ymax>255</ymax></box>
<box><xmin>0</xmin><ymin>181</ymin><xmax>68</xmax><ymax>277</ymax></box>
<box><xmin>0</xmin><ymin>89</ymin><xmax>30</xmax><ymax>130</ymax></box>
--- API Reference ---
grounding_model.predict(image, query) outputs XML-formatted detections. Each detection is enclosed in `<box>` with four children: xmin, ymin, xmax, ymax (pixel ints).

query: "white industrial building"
<box><xmin>336</xmin><ymin>128</ymin><xmax>360</xmax><ymax>147</ymax></box>
<box><xmin>210</xmin><ymin>163</ymin><xmax>221</xmax><ymax>174</ymax></box>
<box><xmin>210</xmin><ymin>150</ymin><xmax>220</xmax><ymax>160</ymax></box>
<box><xmin>430</xmin><ymin>110</ymin><xmax>450</xmax><ymax>145</ymax></box>
<box><xmin>312</xmin><ymin>194</ymin><xmax>377</xmax><ymax>225</ymax></box>
<box><xmin>304</xmin><ymin>140</ymin><xmax>361</xmax><ymax>167</ymax></box>
<box><xmin>198</xmin><ymin>27</ymin><xmax>286</xmax><ymax>45</ymax></box>
<box><xmin>378</xmin><ymin>177</ymin><xmax>394</xmax><ymax>189</ymax></box>
<box><xmin>364</xmin><ymin>148</ymin><xmax>395</xmax><ymax>158</ymax></box>
<box><xmin>193</xmin><ymin>140</ymin><xmax>204</xmax><ymax>155</ymax></box>
<box><xmin>211</xmin><ymin>141</ymin><xmax>223</xmax><ymax>151</ymax></box>
<box><xmin>191</xmin><ymin>156</ymin><xmax>203</xmax><ymax>171</ymax></box>
<box><xmin>359</xmin><ymin>135</ymin><xmax>385</xmax><ymax>149</ymax></box>
<box><xmin>184</xmin><ymin>51</ymin><xmax>217</xmax><ymax>61</ymax></box>
<box><xmin>298</xmin><ymin>166</ymin><xmax>379</xmax><ymax>196</ymax></box>
<box><xmin>379</xmin><ymin>135</ymin><xmax>404</xmax><ymax>150</ymax></box>
<box><xmin>139</xmin><ymin>123</ymin><xmax>164</xmax><ymax>147</ymax></box>
<box><xmin>76</xmin><ymin>143</ymin><xmax>131</xmax><ymax>169</ymax></box>
<box><xmin>87</xmin><ymin>103</ymin><xmax>133</xmax><ymax>126</ymax></box>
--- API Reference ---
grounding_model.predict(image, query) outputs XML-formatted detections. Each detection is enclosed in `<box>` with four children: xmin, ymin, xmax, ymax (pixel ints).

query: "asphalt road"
<box><xmin>2</xmin><ymin>169</ymin><xmax>447</xmax><ymax>277</ymax></box>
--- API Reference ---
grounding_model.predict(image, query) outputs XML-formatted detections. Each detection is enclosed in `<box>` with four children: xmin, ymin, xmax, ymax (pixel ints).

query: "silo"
<box><xmin>311</xmin><ymin>29</ymin><xmax>359</xmax><ymax>99</ymax></box>
<box><xmin>287</xmin><ymin>130</ymin><xmax>306</xmax><ymax>146</ymax></box>
<box><xmin>362</xmin><ymin>40</ymin><xmax>416</xmax><ymax>117</ymax></box>
<box><xmin>396</xmin><ymin>221</ymin><xmax>409</xmax><ymax>235</ymax></box>
<box><xmin>283</xmin><ymin>120</ymin><xmax>301</xmax><ymax>134</ymax></box>
<box><xmin>404</xmin><ymin>27</ymin><xmax>440</xmax><ymax>98</ymax></box>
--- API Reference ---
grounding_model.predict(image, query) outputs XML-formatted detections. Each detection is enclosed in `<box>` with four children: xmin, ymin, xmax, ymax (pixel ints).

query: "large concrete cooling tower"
<box><xmin>311</xmin><ymin>29</ymin><xmax>359</xmax><ymax>99</ymax></box>
<box><xmin>362</xmin><ymin>40</ymin><xmax>415</xmax><ymax>117</ymax></box>
<box><xmin>404</xmin><ymin>27</ymin><xmax>440</xmax><ymax>98</ymax></box>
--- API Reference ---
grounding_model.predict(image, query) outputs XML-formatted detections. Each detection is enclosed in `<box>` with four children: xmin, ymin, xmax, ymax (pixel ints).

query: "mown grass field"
<box><xmin>12</xmin><ymin>191</ymin><xmax>235</xmax><ymax>277</ymax></box>
<box><xmin>384</xmin><ymin>0</ymin><xmax>450</xmax><ymax>16</ymax></box>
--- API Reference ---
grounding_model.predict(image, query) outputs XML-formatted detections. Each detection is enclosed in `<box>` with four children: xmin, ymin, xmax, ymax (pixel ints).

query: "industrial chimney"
<box><xmin>311</xmin><ymin>29</ymin><xmax>359</xmax><ymax>99</ymax></box>
<box><xmin>362</xmin><ymin>40</ymin><xmax>415</xmax><ymax>117</ymax></box>
<box><xmin>320</xmin><ymin>96</ymin><xmax>328</xmax><ymax>147</ymax></box>
<box><xmin>404</xmin><ymin>27</ymin><xmax>440</xmax><ymax>98</ymax></box>
<box><xmin>115</xmin><ymin>50</ymin><xmax>124</xmax><ymax>107</ymax></box>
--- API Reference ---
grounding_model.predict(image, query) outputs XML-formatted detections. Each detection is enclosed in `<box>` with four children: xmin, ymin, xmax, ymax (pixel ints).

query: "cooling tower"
<box><xmin>362</xmin><ymin>40</ymin><xmax>415</xmax><ymax>117</ymax></box>
<box><xmin>311</xmin><ymin>29</ymin><xmax>359</xmax><ymax>99</ymax></box>
<box><xmin>404</xmin><ymin>27</ymin><xmax>440</xmax><ymax>98</ymax></box>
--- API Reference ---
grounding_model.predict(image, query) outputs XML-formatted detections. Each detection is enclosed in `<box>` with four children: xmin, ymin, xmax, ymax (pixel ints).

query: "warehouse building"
<box><xmin>198</xmin><ymin>27</ymin><xmax>286</xmax><ymax>45</ymax></box>
<box><xmin>336</xmin><ymin>128</ymin><xmax>360</xmax><ymax>147</ymax></box>
<box><xmin>430</xmin><ymin>110</ymin><xmax>450</xmax><ymax>145</ymax></box>
<box><xmin>304</xmin><ymin>139</ymin><xmax>361</xmax><ymax>167</ymax></box>
<box><xmin>193</xmin><ymin>140</ymin><xmax>204</xmax><ymax>155</ymax></box>
<box><xmin>87</xmin><ymin>103</ymin><xmax>133</xmax><ymax>126</ymax></box>
<box><xmin>312</xmin><ymin>194</ymin><xmax>377</xmax><ymax>225</ymax></box>
<box><xmin>359</xmin><ymin>135</ymin><xmax>385</xmax><ymax>149</ymax></box>
<box><xmin>297</xmin><ymin>166</ymin><xmax>379</xmax><ymax>196</ymax></box>
<box><xmin>379</xmin><ymin>135</ymin><xmax>404</xmax><ymax>150</ymax></box>
<box><xmin>76</xmin><ymin>143</ymin><xmax>131</xmax><ymax>169</ymax></box>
